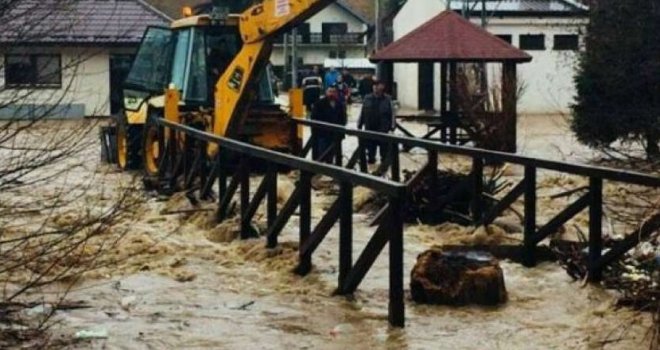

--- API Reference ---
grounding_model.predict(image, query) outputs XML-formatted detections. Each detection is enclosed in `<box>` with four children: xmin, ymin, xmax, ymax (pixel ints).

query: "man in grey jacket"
<box><xmin>357</xmin><ymin>80</ymin><xmax>395</xmax><ymax>164</ymax></box>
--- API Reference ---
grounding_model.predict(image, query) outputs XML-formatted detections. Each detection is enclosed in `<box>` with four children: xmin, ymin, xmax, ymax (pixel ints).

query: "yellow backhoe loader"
<box><xmin>114</xmin><ymin>0</ymin><xmax>332</xmax><ymax>175</ymax></box>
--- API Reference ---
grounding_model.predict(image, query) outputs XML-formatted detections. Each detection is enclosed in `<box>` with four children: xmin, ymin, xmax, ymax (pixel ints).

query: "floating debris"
<box><xmin>74</xmin><ymin>328</ymin><xmax>108</xmax><ymax>340</ymax></box>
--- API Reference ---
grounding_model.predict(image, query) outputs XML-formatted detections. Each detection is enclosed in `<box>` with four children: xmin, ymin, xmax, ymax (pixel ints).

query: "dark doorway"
<box><xmin>110</xmin><ymin>54</ymin><xmax>135</xmax><ymax>115</ymax></box>
<box><xmin>418</xmin><ymin>62</ymin><xmax>434</xmax><ymax>110</ymax></box>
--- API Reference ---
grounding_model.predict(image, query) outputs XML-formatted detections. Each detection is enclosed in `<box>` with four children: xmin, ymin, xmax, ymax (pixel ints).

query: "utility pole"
<box><xmin>481</xmin><ymin>0</ymin><xmax>487</xmax><ymax>27</ymax></box>
<box><xmin>282</xmin><ymin>33</ymin><xmax>288</xmax><ymax>88</ymax></box>
<box><xmin>375</xmin><ymin>0</ymin><xmax>381</xmax><ymax>77</ymax></box>
<box><xmin>291</xmin><ymin>27</ymin><xmax>299</xmax><ymax>88</ymax></box>
<box><xmin>375</xmin><ymin>0</ymin><xmax>380</xmax><ymax>50</ymax></box>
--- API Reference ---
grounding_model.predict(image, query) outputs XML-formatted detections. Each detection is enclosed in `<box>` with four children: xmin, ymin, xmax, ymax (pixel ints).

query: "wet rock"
<box><xmin>410</xmin><ymin>249</ymin><xmax>507</xmax><ymax>306</ymax></box>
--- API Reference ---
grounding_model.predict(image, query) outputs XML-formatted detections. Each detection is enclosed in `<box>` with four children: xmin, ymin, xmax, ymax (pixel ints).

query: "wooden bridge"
<box><xmin>152</xmin><ymin>117</ymin><xmax>660</xmax><ymax>328</ymax></box>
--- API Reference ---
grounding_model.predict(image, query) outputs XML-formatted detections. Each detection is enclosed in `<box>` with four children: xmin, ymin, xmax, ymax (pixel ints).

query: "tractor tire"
<box><xmin>116</xmin><ymin>113</ymin><xmax>143</xmax><ymax>171</ymax></box>
<box><xmin>142</xmin><ymin>111</ymin><xmax>163</xmax><ymax>179</ymax></box>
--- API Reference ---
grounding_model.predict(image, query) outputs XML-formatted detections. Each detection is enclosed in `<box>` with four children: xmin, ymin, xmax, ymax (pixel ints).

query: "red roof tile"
<box><xmin>371</xmin><ymin>10</ymin><xmax>532</xmax><ymax>63</ymax></box>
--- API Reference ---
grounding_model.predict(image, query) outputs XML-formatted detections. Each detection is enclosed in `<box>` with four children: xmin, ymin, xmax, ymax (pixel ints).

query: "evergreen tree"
<box><xmin>571</xmin><ymin>0</ymin><xmax>660</xmax><ymax>159</ymax></box>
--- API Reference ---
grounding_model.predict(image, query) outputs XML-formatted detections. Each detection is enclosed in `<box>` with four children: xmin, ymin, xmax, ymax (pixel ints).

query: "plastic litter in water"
<box><xmin>74</xmin><ymin>328</ymin><xmax>109</xmax><ymax>339</ymax></box>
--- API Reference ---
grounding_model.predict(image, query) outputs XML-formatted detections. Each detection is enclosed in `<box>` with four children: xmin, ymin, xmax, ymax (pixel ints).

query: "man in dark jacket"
<box><xmin>358</xmin><ymin>80</ymin><xmax>395</xmax><ymax>164</ymax></box>
<box><xmin>358</xmin><ymin>75</ymin><xmax>375</xmax><ymax>100</ymax></box>
<box><xmin>303</xmin><ymin>66</ymin><xmax>324</xmax><ymax>116</ymax></box>
<box><xmin>310</xmin><ymin>87</ymin><xmax>347</xmax><ymax>162</ymax></box>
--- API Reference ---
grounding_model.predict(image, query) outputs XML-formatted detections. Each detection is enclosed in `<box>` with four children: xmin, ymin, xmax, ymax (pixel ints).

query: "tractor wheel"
<box><xmin>116</xmin><ymin>114</ymin><xmax>142</xmax><ymax>170</ymax></box>
<box><xmin>142</xmin><ymin>111</ymin><xmax>163</xmax><ymax>179</ymax></box>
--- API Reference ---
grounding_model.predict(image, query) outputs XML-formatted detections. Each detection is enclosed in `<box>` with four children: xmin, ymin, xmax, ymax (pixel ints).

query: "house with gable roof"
<box><xmin>269</xmin><ymin>0</ymin><xmax>373</xmax><ymax>78</ymax></box>
<box><xmin>0</xmin><ymin>0</ymin><xmax>170</xmax><ymax>118</ymax></box>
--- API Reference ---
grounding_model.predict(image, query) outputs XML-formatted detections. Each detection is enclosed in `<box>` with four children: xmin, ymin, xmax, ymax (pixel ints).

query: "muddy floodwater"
<box><xmin>15</xmin><ymin>114</ymin><xmax>653</xmax><ymax>349</ymax></box>
<box><xmin>59</xmin><ymin>221</ymin><xmax>651</xmax><ymax>349</ymax></box>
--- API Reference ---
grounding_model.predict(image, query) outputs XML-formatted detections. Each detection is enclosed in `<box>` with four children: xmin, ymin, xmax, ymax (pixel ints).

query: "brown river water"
<box><xmin>57</xmin><ymin>215</ymin><xmax>651</xmax><ymax>349</ymax></box>
<box><xmin>7</xmin><ymin>114</ymin><xmax>655</xmax><ymax>349</ymax></box>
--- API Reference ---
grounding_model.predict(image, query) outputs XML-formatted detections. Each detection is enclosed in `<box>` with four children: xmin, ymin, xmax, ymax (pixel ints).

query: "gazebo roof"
<box><xmin>371</xmin><ymin>10</ymin><xmax>532</xmax><ymax>63</ymax></box>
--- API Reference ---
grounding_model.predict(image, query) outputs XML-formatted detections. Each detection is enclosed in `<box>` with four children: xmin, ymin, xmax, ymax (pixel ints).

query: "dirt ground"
<box><xmin>4</xmin><ymin>111</ymin><xmax>657</xmax><ymax>349</ymax></box>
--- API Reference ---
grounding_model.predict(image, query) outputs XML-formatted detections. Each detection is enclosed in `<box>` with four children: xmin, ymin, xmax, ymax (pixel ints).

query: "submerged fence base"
<box><xmin>148</xmin><ymin>117</ymin><xmax>660</xmax><ymax>328</ymax></box>
<box><xmin>154</xmin><ymin>119</ymin><xmax>408</xmax><ymax>327</ymax></box>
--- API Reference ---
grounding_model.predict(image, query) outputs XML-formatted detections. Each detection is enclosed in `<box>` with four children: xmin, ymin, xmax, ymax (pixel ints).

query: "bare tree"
<box><xmin>0</xmin><ymin>1</ymin><xmax>150</xmax><ymax>346</ymax></box>
<box><xmin>454</xmin><ymin>63</ymin><xmax>526</xmax><ymax>152</ymax></box>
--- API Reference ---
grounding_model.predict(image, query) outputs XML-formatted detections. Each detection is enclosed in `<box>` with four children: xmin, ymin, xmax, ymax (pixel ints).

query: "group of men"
<box><xmin>302</xmin><ymin>66</ymin><xmax>380</xmax><ymax>109</ymax></box>
<box><xmin>306</xmin><ymin>68</ymin><xmax>394</xmax><ymax>165</ymax></box>
<box><xmin>303</xmin><ymin>66</ymin><xmax>352</xmax><ymax>111</ymax></box>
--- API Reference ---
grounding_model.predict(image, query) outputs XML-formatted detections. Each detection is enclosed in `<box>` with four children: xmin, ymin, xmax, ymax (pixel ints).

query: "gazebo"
<box><xmin>371</xmin><ymin>10</ymin><xmax>532</xmax><ymax>153</ymax></box>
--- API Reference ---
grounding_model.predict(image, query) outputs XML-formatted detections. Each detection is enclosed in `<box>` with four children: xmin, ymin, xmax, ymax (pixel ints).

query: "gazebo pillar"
<box><xmin>418</xmin><ymin>62</ymin><xmax>434</xmax><ymax>111</ymax></box>
<box><xmin>380</xmin><ymin>62</ymin><xmax>395</xmax><ymax>97</ymax></box>
<box><xmin>440</xmin><ymin>62</ymin><xmax>448</xmax><ymax>142</ymax></box>
<box><xmin>448</xmin><ymin>62</ymin><xmax>458</xmax><ymax>144</ymax></box>
<box><xmin>501</xmin><ymin>62</ymin><xmax>517</xmax><ymax>153</ymax></box>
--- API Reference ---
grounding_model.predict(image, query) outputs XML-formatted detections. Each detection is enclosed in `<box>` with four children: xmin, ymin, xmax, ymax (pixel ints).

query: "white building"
<box><xmin>0</xmin><ymin>0</ymin><xmax>169</xmax><ymax>119</ymax></box>
<box><xmin>270</xmin><ymin>0</ymin><xmax>371</xmax><ymax>78</ymax></box>
<box><xmin>391</xmin><ymin>0</ymin><xmax>588</xmax><ymax>115</ymax></box>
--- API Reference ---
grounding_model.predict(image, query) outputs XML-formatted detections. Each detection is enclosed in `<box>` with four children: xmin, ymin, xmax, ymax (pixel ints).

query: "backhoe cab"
<box><xmin>115</xmin><ymin>10</ymin><xmax>295</xmax><ymax>173</ymax></box>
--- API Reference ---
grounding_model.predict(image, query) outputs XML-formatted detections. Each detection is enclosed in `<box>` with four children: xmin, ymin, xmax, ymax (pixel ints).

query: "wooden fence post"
<box><xmin>471</xmin><ymin>157</ymin><xmax>484</xmax><ymax>223</ymax></box>
<box><xmin>388</xmin><ymin>197</ymin><xmax>405</xmax><ymax>327</ymax></box>
<box><xmin>390</xmin><ymin>142</ymin><xmax>400</xmax><ymax>182</ymax></box>
<box><xmin>298</xmin><ymin>171</ymin><xmax>312</xmax><ymax>275</ymax></box>
<box><xmin>267</xmin><ymin>163</ymin><xmax>277</xmax><ymax>229</ymax></box>
<box><xmin>588</xmin><ymin>177</ymin><xmax>603</xmax><ymax>282</ymax></box>
<box><xmin>240</xmin><ymin>156</ymin><xmax>251</xmax><ymax>239</ymax></box>
<box><xmin>338</xmin><ymin>181</ymin><xmax>353</xmax><ymax>290</ymax></box>
<box><xmin>524</xmin><ymin>165</ymin><xmax>537</xmax><ymax>267</ymax></box>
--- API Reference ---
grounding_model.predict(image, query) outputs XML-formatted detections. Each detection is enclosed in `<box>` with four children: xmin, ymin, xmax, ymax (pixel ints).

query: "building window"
<box><xmin>329</xmin><ymin>50</ymin><xmax>346</xmax><ymax>59</ymax></box>
<box><xmin>553</xmin><ymin>34</ymin><xmax>579</xmax><ymax>50</ymax></box>
<box><xmin>4</xmin><ymin>54</ymin><xmax>62</xmax><ymax>88</ymax></box>
<box><xmin>297</xmin><ymin>23</ymin><xmax>311</xmax><ymax>44</ymax></box>
<box><xmin>519</xmin><ymin>34</ymin><xmax>545</xmax><ymax>51</ymax></box>
<box><xmin>496</xmin><ymin>35</ymin><xmax>512</xmax><ymax>44</ymax></box>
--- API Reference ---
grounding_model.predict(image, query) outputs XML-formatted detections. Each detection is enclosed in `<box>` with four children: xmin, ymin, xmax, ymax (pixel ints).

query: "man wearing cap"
<box><xmin>357</xmin><ymin>80</ymin><xmax>395</xmax><ymax>164</ymax></box>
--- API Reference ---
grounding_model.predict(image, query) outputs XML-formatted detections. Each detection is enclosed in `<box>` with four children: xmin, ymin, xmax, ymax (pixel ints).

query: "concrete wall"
<box><xmin>489</xmin><ymin>18</ymin><xmax>583</xmax><ymax>115</ymax></box>
<box><xmin>0</xmin><ymin>46</ymin><xmax>133</xmax><ymax>118</ymax></box>
<box><xmin>392</xmin><ymin>0</ymin><xmax>585</xmax><ymax>115</ymax></box>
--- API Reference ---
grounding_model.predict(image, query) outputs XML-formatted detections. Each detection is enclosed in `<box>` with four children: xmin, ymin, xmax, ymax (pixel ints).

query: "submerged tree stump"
<box><xmin>410</xmin><ymin>249</ymin><xmax>507</xmax><ymax>306</ymax></box>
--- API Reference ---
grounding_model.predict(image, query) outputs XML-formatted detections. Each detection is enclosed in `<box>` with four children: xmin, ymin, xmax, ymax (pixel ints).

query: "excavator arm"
<box><xmin>212</xmin><ymin>0</ymin><xmax>336</xmax><ymax>142</ymax></box>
